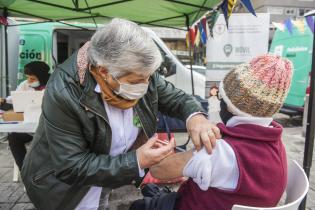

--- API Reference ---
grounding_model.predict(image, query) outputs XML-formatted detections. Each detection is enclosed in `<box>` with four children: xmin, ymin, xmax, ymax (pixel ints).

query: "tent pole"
<box><xmin>185</xmin><ymin>14</ymin><xmax>195</xmax><ymax>95</ymax></box>
<box><xmin>3</xmin><ymin>7</ymin><xmax>9</xmax><ymax>96</ymax></box>
<box><xmin>300</xmin><ymin>14</ymin><xmax>315</xmax><ymax>210</ymax></box>
<box><xmin>72</xmin><ymin>0</ymin><xmax>79</xmax><ymax>9</ymax></box>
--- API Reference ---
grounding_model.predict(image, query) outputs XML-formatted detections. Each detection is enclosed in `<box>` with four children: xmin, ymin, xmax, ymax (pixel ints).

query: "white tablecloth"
<box><xmin>0</xmin><ymin>122</ymin><xmax>38</xmax><ymax>133</ymax></box>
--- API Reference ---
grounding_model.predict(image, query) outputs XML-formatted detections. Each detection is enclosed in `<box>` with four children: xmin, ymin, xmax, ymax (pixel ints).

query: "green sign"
<box><xmin>270</xmin><ymin>20</ymin><xmax>313</xmax><ymax>107</ymax></box>
<box><xmin>18</xmin><ymin>34</ymin><xmax>46</xmax><ymax>83</ymax></box>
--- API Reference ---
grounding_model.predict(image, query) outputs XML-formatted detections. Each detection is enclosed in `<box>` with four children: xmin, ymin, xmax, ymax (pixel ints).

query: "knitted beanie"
<box><xmin>219</xmin><ymin>54</ymin><xmax>293</xmax><ymax>117</ymax></box>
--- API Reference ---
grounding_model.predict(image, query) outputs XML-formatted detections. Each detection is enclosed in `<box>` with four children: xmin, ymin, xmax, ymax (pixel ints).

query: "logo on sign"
<box><xmin>223</xmin><ymin>44</ymin><xmax>233</xmax><ymax>57</ymax></box>
<box><xmin>235</xmin><ymin>47</ymin><xmax>250</xmax><ymax>56</ymax></box>
<box><xmin>214</xmin><ymin>24</ymin><xmax>226</xmax><ymax>35</ymax></box>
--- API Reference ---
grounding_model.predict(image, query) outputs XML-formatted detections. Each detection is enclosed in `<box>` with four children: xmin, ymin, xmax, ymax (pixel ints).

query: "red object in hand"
<box><xmin>140</xmin><ymin>171</ymin><xmax>186</xmax><ymax>188</ymax></box>
<box><xmin>140</xmin><ymin>132</ymin><xmax>185</xmax><ymax>188</ymax></box>
<box><xmin>157</xmin><ymin>132</ymin><xmax>174</xmax><ymax>141</ymax></box>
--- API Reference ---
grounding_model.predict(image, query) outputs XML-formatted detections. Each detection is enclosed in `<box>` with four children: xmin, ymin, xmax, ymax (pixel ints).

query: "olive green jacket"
<box><xmin>21</xmin><ymin>52</ymin><xmax>204</xmax><ymax>210</ymax></box>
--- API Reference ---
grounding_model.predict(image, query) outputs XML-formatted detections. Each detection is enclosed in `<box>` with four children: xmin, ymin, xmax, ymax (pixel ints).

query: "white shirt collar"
<box><xmin>226</xmin><ymin>116</ymin><xmax>273</xmax><ymax>128</ymax></box>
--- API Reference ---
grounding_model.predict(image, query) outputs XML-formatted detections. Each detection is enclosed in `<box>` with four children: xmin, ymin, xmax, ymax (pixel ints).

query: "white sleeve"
<box><xmin>15</xmin><ymin>80</ymin><xmax>34</xmax><ymax>91</ymax></box>
<box><xmin>6</xmin><ymin>80</ymin><xmax>32</xmax><ymax>104</ymax></box>
<box><xmin>183</xmin><ymin>140</ymin><xmax>239</xmax><ymax>191</ymax></box>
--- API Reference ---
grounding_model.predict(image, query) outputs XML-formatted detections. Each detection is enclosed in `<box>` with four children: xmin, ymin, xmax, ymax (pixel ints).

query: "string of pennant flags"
<box><xmin>272</xmin><ymin>16</ymin><xmax>314</xmax><ymax>35</ymax></box>
<box><xmin>186</xmin><ymin>0</ymin><xmax>256</xmax><ymax>48</ymax></box>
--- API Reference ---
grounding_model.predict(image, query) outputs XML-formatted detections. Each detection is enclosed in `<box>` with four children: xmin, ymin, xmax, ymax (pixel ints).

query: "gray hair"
<box><xmin>88</xmin><ymin>18</ymin><xmax>162</xmax><ymax>78</ymax></box>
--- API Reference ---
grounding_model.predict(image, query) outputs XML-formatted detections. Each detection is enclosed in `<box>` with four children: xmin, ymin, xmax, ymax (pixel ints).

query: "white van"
<box><xmin>6</xmin><ymin>22</ymin><xmax>206</xmax><ymax>98</ymax></box>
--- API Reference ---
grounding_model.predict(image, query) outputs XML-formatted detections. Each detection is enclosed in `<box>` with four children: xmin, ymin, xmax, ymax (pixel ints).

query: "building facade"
<box><xmin>236</xmin><ymin>0</ymin><xmax>315</xmax><ymax>22</ymax></box>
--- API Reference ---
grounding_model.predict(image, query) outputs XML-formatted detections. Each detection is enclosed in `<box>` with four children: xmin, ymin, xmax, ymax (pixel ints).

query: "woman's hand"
<box><xmin>136</xmin><ymin>134</ymin><xmax>175</xmax><ymax>169</ymax></box>
<box><xmin>187</xmin><ymin>114</ymin><xmax>221</xmax><ymax>154</ymax></box>
<box><xmin>183</xmin><ymin>148</ymin><xmax>212</xmax><ymax>191</ymax></box>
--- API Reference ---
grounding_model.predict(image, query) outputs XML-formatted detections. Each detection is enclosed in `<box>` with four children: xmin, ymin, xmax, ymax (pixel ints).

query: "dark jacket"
<box><xmin>130</xmin><ymin>184</ymin><xmax>177</xmax><ymax>210</ymax></box>
<box><xmin>21</xmin><ymin>51</ymin><xmax>204</xmax><ymax>210</ymax></box>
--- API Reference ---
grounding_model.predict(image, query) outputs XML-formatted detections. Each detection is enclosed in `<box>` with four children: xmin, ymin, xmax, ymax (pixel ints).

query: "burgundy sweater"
<box><xmin>176</xmin><ymin>121</ymin><xmax>287</xmax><ymax>210</ymax></box>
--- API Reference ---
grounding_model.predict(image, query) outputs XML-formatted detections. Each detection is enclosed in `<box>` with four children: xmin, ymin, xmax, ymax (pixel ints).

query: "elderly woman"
<box><xmin>21</xmin><ymin>18</ymin><xmax>220</xmax><ymax>210</ymax></box>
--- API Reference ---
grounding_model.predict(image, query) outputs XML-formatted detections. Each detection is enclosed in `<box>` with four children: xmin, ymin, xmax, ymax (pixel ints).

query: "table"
<box><xmin>0</xmin><ymin>122</ymin><xmax>38</xmax><ymax>133</ymax></box>
<box><xmin>0</xmin><ymin>122</ymin><xmax>38</xmax><ymax>182</ymax></box>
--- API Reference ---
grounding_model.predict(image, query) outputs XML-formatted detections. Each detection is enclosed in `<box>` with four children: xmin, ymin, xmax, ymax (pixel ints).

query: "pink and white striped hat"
<box><xmin>219</xmin><ymin>54</ymin><xmax>293</xmax><ymax>117</ymax></box>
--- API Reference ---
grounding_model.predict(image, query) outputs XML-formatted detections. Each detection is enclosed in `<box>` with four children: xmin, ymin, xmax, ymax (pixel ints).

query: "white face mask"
<box><xmin>112</xmin><ymin>76</ymin><xmax>148</xmax><ymax>100</ymax></box>
<box><xmin>29</xmin><ymin>81</ymin><xmax>40</xmax><ymax>88</ymax></box>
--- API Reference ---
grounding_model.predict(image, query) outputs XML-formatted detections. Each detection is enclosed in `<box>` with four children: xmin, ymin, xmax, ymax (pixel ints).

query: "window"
<box><xmin>285</xmin><ymin>8</ymin><xmax>297</xmax><ymax>16</ymax></box>
<box><xmin>298</xmin><ymin>8</ymin><xmax>305</xmax><ymax>17</ymax></box>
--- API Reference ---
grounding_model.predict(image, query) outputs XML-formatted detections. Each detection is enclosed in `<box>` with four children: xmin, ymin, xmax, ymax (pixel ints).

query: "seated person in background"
<box><xmin>0</xmin><ymin>61</ymin><xmax>50</xmax><ymax>107</ymax></box>
<box><xmin>145</xmin><ymin>54</ymin><xmax>293</xmax><ymax>210</ymax></box>
<box><xmin>0</xmin><ymin>61</ymin><xmax>50</xmax><ymax>171</ymax></box>
<box><xmin>207</xmin><ymin>85</ymin><xmax>221</xmax><ymax>123</ymax></box>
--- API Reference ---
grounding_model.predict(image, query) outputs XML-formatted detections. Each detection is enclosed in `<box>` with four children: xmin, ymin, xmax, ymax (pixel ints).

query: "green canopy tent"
<box><xmin>0</xmin><ymin>0</ymin><xmax>221</xmax><ymax>29</ymax></box>
<box><xmin>0</xmin><ymin>0</ymin><xmax>223</xmax><ymax>96</ymax></box>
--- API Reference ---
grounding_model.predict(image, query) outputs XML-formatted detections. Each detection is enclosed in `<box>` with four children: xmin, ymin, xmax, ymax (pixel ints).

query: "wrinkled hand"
<box><xmin>136</xmin><ymin>134</ymin><xmax>175</xmax><ymax>169</ymax></box>
<box><xmin>187</xmin><ymin>114</ymin><xmax>221</xmax><ymax>154</ymax></box>
<box><xmin>183</xmin><ymin>148</ymin><xmax>212</xmax><ymax>191</ymax></box>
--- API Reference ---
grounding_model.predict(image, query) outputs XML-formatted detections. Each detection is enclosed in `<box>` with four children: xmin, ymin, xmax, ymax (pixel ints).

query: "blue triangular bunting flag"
<box><xmin>240</xmin><ymin>0</ymin><xmax>256</xmax><ymax>16</ymax></box>
<box><xmin>284</xmin><ymin>18</ymin><xmax>293</xmax><ymax>34</ymax></box>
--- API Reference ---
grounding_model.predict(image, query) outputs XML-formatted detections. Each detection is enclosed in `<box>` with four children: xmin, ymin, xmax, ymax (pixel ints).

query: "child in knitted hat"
<box><xmin>131</xmin><ymin>54</ymin><xmax>293</xmax><ymax>210</ymax></box>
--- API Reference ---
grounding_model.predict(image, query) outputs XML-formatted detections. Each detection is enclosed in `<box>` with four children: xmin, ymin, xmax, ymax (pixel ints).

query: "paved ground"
<box><xmin>0</xmin><ymin>114</ymin><xmax>314</xmax><ymax>209</ymax></box>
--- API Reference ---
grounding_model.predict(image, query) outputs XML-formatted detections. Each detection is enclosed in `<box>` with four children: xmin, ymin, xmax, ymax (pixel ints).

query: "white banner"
<box><xmin>206</xmin><ymin>13</ymin><xmax>270</xmax><ymax>82</ymax></box>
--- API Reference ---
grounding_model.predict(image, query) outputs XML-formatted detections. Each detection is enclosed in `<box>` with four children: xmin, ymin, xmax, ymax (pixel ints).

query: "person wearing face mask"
<box><xmin>20</xmin><ymin>18</ymin><xmax>221</xmax><ymax>210</ymax></box>
<box><xmin>0</xmin><ymin>61</ymin><xmax>50</xmax><ymax>108</ymax></box>
<box><xmin>0</xmin><ymin>61</ymin><xmax>50</xmax><ymax>171</ymax></box>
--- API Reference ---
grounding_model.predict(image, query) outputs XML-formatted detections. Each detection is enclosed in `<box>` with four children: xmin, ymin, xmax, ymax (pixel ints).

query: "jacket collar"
<box><xmin>77</xmin><ymin>62</ymin><xmax>110</xmax><ymax>124</ymax></box>
<box><xmin>218</xmin><ymin>117</ymin><xmax>282</xmax><ymax>142</ymax></box>
<box><xmin>57</xmin><ymin>50</ymin><xmax>110</xmax><ymax>124</ymax></box>
<box><xmin>80</xmin><ymin>75</ymin><xmax>110</xmax><ymax>124</ymax></box>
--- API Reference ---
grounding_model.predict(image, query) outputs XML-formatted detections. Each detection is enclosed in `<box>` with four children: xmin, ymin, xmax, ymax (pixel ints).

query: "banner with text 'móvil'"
<box><xmin>206</xmin><ymin>13</ymin><xmax>270</xmax><ymax>82</ymax></box>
